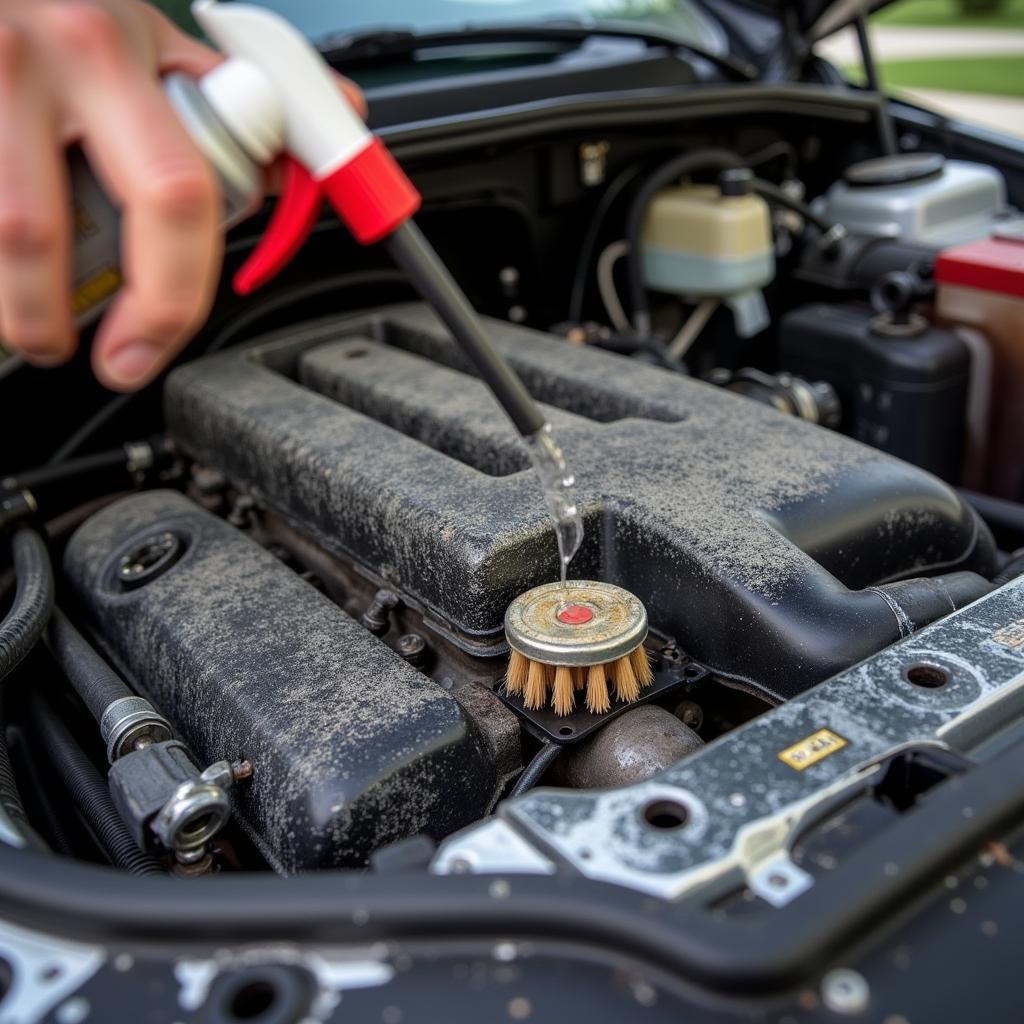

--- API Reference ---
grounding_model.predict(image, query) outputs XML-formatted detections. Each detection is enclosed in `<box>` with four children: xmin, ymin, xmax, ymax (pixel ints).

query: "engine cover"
<box><xmin>164</xmin><ymin>304</ymin><xmax>996</xmax><ymax>700</ymax></box>
<box><xmin>63</xmin><ymin>490</ymin><xmax>501</xmax><ymax>872</ymax></box>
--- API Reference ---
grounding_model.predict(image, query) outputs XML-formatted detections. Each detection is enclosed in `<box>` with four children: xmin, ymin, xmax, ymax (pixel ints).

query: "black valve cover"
<box><xmin>63</xmin><ymin>490</ymin><xmax>499</xmax><ymax>872</ymax></box>
<box><xmin>163</xmin><ymin>304</ymin><xmax>996</xmax><ymax>700</ymax></box>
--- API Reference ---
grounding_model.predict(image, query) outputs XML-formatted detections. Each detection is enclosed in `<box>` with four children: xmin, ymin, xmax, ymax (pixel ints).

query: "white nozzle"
<box><xmin>199</xmin><ymin>59</ymin><xmax>283</xmax><ymax>164</ymax></box>
<box><xmin>192</xmin><ymin>0</ymin><xmax>373</xmax><ymax>179</ymax></box>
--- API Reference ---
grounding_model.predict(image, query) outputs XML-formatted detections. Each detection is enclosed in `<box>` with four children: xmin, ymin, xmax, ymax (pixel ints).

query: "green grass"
<box><xmin>869</xmin><ymin>55</ymin><xmax>1024</xmax><ymax>95</ymax></box>
<box><xmin>874</xmin><ymin>0</ymin><xmax>1024</xmax><ymax>28</ymax></box>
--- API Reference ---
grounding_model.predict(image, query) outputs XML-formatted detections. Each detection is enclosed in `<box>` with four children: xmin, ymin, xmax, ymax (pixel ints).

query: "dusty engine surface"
<box><xmin>59</xmin><ymin>304</ymin><xmax>1000</xmax><ymax>870</ymax></box>
<box><xmin>163</xmin><ymin>303</ymin><xmax>994</xmax><ymax>697</ymax></box>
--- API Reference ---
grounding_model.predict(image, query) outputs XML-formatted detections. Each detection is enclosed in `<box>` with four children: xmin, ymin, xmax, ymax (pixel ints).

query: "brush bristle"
<box><xmin>506</xmin><ymin>650</ymin><xmax>529</xmax><ymax>696</ymax></box>
<box><xmin>586</xmin><ymin>664</ymin><xmax>611</xmax><ymax>713</ymax></box>
<box><xmin>612</xmin><ymin>654</ymin><xmax>640</xmax><ymax>703</ymax></box>
<box><xmin>630</xmin><ymin>646</ymin><xmax>654</xmax><ymax>688</ymax></box>
<box><xmin>552</xmin><ymin>666</ymin><xmax>575</xmax><ymax>716</ymax></box>
<box><xmin>508</xmin><ymin>646</ymin><xmax>648</xmax><ymax>717</ymax></box>
<box><xmin>524</xmin><ymin>659</ymin><xmax>548</xmax><ymax>710</ymax></box>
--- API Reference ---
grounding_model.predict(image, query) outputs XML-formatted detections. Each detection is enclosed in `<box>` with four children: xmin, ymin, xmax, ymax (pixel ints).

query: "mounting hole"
<box><xmin>230</xmin><ymin>982</ymin><xmax>277</xmax><ymax>1020</ymax></box>
<box><xmin>206</xmin><ymin>965</ymin><xmax>313</xmax><ymax>1024</ymax></box>
<box><xmin>904</xmin><ymin>662</ymin><xmax>950</xmax><ymax>689</ymax></box>
<box><xmin>641</xmin><ymin>799</ymin><xmax>689</xmax><ymax>831</ymax></box>
<box><xmin>558</xmin><ymin>726</ymin><xmax>574</xmax><ymax>737</ymax></box>
<box><xmin>683</xmin><ymin>664</ymin><xmax>702</xmax><ymax>679</ymax></box>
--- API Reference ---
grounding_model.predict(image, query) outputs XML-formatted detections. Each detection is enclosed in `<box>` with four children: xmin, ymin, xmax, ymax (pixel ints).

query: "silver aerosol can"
<box><xmin>70</xmin><ymin>73</ymin><xmax>263</xmax><ymax>328</ymax></box>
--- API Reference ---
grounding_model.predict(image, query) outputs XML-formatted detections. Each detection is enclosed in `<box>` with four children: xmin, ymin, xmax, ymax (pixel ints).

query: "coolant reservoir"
<box><xmin>936</xmin><ymin>231</ymin><xmax>1024</xmax><ymax>499</ymax></box>
<box><xmin>641</xmin><ymin>173</ymin><xmax>774</xmax><ymax>337</ymax></box>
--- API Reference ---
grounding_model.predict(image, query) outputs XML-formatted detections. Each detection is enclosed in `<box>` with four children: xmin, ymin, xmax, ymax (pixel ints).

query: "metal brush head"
<box><xmin>504</xmin><ymin>580</ymin><xmax>648</xmax><ymax>668</ymax></box>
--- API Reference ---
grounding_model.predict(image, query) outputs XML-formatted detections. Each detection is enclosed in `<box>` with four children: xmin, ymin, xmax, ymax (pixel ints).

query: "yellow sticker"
<box><xmin>72</xmin><ymin>267</ymin><xmax>122</xmax><ymax>316</ymax></box>
<box><xmin>778</xmin><ymin>728</ymin><xmax>848</xmax><ymax>771</ymax></box>
<box><xmin>73</xmin><ymin>203</ymin><xmax>98</xmax><ymax>241</ymax></box>
<box><xmin>992</xmin><ymin>619</ymin><xmax>1024</xmax><ymax>652</ymax></box>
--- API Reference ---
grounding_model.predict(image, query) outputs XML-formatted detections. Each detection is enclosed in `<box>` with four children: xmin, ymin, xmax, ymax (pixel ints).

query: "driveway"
<box><xmin>817</xmin><ymin>24</ymin><xmax>1024</xmax><ymax>139</ymax></box>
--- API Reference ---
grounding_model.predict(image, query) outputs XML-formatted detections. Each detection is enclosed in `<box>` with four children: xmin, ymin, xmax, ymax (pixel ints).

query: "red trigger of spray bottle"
<box><xmin>191</xmin><ymin>0</ymin><xmax>421</xmax><ymax>295</ymax></box>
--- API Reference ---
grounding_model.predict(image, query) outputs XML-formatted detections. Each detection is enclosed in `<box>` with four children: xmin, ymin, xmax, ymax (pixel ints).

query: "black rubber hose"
<box><xmin>960</xmin><ymin>489</ymin><xmax>1024</xmax><ymax>551</ymax></box>
<box><xmin>875</xmin><ymin>571</ymin><xmax>995</xmax><ymax>632</ymax></box>
<box><xmin>624</xmin><ymin>149</ymin><xmax>745</xmax><ymax>335</ymax></box>
<box><xmin>48</xmin><ymin>608</ymin><xmax>132</xmax><ymax>725</ymax></box>
<box><xmin>31</xmin><ymin>698</ymin><xmax>164</xmax><ymax>875</ymax></box>
<box><xmin>0</xmin><ymin>527</ymin><xmax>54</xmax><ymax>852</ymax></box>
<box><xmin>0</xmin><ymin>725</ymin><xmax>48</xmax><ymax>852</ymax></box>
<box><xmin>994</xmin><ymin>551</ymin><xmax>1024</xmax><ymax>587</ymax></box>
<box><xmin>0</xmin><ymin>528</ymin><xmax>54</xmax><ymax>683</ymax></box>
<box><xmin>6</xmin><ymin>446</ymin><xmax>129</xmax><ymax>494</ymax></box>
<box><xmin>749</xmin><ymin>178</ymin><xmax>838</xmax><ymax>235</ymax></box>
<box><xmin>507</xmin><ymin>742</ymin><xmax>562</xmax><ymax>799</ymax></box>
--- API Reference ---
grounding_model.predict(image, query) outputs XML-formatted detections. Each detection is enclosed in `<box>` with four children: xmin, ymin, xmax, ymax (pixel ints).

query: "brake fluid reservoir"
<box><xmin>936</xmin><ymin>230</ymin><xmax>1024</xmax><ymax>499</ymax></box>
<box><xmin>640</xmin><ymin>171</ymin><xmax>774</xmax><ymax>337</ymax></box>
<box><xmin>817</xmin><ymin>154</ymin><xmax>1007</xmax><ymax>248</ymax></box>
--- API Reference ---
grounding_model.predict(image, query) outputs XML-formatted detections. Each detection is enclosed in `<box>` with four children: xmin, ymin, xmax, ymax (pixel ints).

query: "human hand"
<box><xmin>0</xmin><ymin>0</ymin><xmax>364</xmax><ymax>390</ymax></box>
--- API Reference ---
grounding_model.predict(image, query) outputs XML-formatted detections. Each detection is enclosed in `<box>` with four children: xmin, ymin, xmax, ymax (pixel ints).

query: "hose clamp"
<box><xmin>100</xmin><ymin>695</ymin><xmax>173</xmax><ymax>764</ymax></box>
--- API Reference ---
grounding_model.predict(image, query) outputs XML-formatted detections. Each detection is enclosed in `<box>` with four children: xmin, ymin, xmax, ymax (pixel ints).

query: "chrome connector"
<box><xmin>99</xmin><ymin>695</ymin><xmax>173</xmax><ymax>764</ymax></box>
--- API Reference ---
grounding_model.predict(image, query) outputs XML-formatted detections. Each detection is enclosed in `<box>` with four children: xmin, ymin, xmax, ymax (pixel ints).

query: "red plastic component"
<box><xmin>321</xmin><ymin>137</ymin><xmax>421</xmax><ymax>245</ymax></box>
<box><xmin>935</xmin><ymin>237</ymin><xmax>1024</xmax><ymax>299</ymax></box>
<box><xmin>233</xmin><ymin>157</ymin><xmax>323</xmax><ymax>295</ymax></box>
<box><xmin>557</xmin><ymin>604</ymin><xmax>594</xmax><ymax>625</ymax></box>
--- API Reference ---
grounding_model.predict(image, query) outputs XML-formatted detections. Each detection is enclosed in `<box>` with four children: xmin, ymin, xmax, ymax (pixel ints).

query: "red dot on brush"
<box><xmin>557</xmin><ymin>604</ymin><xmax>594</xmax><ymax>625</ymax></box>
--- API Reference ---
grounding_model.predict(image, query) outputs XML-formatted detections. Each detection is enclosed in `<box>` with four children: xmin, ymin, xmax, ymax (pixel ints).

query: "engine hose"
<box><xmin>960</xmin><ymin>489</ymin><xmax>1024</xmax><ymax>550</ymax></box>
<box><xmin>0</xmin><ymin>725</ymin><xmax>47</xmax><ymax>852</ymax></box>
<box><xmin>994</xmin><ymin>551</ymin><xmax>1024</xmax><ymax>587</ymax></box>
<box><xmin>48</xmin><ymin>608</ymin><xmax>133</xmax><ymax>725</ymax></box>
<box><xmin>0</xmin><ymin>528</ymin><xmax>54</xmax><ymax>851</ymax></box>
<box><xmin>749</xmin><ymin>177</ymin><xmax>838</xmax><ymax>236</ymax></box>
<box><xmin>0</xmin><ymin>527</ymin><xmax>54</xmax><ymax>683</ymax></box>
<box><xmin>625</xmin><ymin>149</ymin><xmax>744</xmax><ymax>335</ymax></box>
<box><xmin>507</xmin><ymin>742</ymin><xmax>562</xmax><ymax>799</ymax></box>
<box><xmin>31</xmin><ymin>698</ymin><xmax>164</xmax><ymax>875</ymax></box>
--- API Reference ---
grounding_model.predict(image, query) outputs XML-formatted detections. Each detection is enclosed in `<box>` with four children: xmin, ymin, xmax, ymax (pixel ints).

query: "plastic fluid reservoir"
<box><xmin>936</xmin><ymin>230</ymin><xmax>1024</xmax><ymax>499</ymax></box>
<box><xmin>779</xmin><ymin>302</ymin><xmax>970</xmax><ymax>482</ymax></box>
<box><xmin>816</xmin><ymin>154</ymin><xmax>1008</xmax><ymax>247</ymax></box>
<box><xmin>641</xmin><ymin>171</ymin><xmax>774</xmax><ymax>337</ymax></box>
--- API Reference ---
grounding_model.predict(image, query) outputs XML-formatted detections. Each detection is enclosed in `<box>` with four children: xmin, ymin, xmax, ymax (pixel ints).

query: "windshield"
<box><xmin>242</xmin><ymin>0</ymin><xmax>723</xmax><ymax>51</ymax></box>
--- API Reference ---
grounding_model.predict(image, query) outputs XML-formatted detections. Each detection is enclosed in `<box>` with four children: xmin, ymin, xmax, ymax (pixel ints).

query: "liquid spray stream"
<box><xmin>525</xmin><ymin>425</ymin><xmax>583</xmax><ymax>583</ymax></box>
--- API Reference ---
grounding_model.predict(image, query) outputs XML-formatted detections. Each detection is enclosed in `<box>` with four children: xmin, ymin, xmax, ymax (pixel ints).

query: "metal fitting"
<box><xmin>397</xmin><ymin>633</ymin><xmax>427</xmax><ymax>668</ymax></box>
<box><xmin>108</xmin><ymin>740</ymin><xmax>237</xmax><ymax>858</ymax></box>
<box><xmin>152</xmin><ymin>772</ymin><xmax>232</xmax><ymax>856</ymax></box>
<box><xmin>122</xmin><ymin>440</ymin><xmax>155</xmax><ymax>481</ymax></box>
<box><xmin>361</xmin><ymin>589</ymin><xmax>399</xmax><ymax>636</ymax></box>
<box><xmin>117</xmin><ymin>532</ymin><xmax>183</xmax><ymax>590</ymax></box>
<box><xmin>99</xmin><ymin>695</ymin><xmax>173</xmax><ymax>763</ymax></box>
<box><xmin>816</xmin><ymin>222</ymin><xmax>847</xmax><ymax>254</ymax></box>
<box><xmin>0</xmin><ymin>489</ymin><xmax>36</xmax><ymax>532</ymax></box>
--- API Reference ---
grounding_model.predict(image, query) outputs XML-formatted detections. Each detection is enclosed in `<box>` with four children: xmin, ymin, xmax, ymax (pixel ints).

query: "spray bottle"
<box><xmin>69</xmin><ymin>0</ymin><xmax>582</xmax><ymax>578</ymax></box>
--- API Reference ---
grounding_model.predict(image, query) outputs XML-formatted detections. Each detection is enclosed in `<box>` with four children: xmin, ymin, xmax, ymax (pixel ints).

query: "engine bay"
<box><xmin>3</xmin><ymin>74</ymin><xmax>1024</xmax><ymax>1019</ymax></box>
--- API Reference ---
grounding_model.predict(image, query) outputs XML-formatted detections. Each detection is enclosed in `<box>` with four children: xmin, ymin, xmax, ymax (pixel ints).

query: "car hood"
<box><xmin>709</xmin><ymin>0</ymin><xmax>888</xmax><ymax>42</ymax></box>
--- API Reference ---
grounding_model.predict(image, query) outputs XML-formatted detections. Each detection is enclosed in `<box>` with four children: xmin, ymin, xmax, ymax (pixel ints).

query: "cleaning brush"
<box><xmin>504</xmin><ymin>581</ymin><xmax>654</xmax><ymax>716</ymax></box>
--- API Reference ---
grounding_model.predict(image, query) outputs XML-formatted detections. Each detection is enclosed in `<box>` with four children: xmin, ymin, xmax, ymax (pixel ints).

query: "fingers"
<box><xmin>339</xmin><ymin>77</ymin><xmax>368</xmax><ymax>121</ymax></box>
<box><xmin>145</xmin><ymin>3</ymin><xmax>220</xmax><ymax>79</ymax></box>
<box><xmin>49</xmin><ymin>4</ymin><xmax>220</xmax><ymax>391</ymax></box>
<box><xmin>0</xmin><ymin>21</ymin><xmax>74</xmax><ymax>365</ymax></box>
